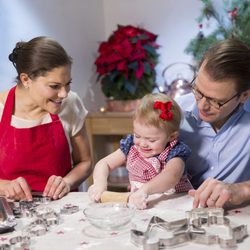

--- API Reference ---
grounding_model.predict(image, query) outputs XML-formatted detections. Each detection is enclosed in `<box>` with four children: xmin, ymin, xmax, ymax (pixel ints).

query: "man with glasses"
<box><xmin>177</xmin><ymin>39</ymin><xmax>250</xmax><ymax>208</ymax></box>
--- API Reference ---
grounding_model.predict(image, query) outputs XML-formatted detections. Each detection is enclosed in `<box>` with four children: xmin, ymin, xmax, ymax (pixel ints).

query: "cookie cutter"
<box><xmin>21</xmin><ymin>206</ymin><xmax>59</xmax><ymax>238</ymax></box>
<box><xmin>60</xmin><ymin>204</ymin><xmax>79</xmax><ymax>214</ymax></box>
<box><xmin>131</xmin><ymin>207</ymin><xmax>248</xmax><ymax>249</ymax></box>
<box><xmin>35</xmin><ymin>207</ymin><xmax>60</xmax><ymax>226</ymax></box>
<box><xmin>9</xmin><ymin>235</ymin><xmax>30</xmax><ymax>249</ymax></box>
<box><xmin>45</xmin><ymin>212</ymin><xmax>60</xmax><ymax>226</ymax></box>
<box><xmin>0</xmin><ymin>244</ymin><xmax>10</xmax><ymax>250</ymax></box>
<box><xmin>0</xmin><ymin>197</ymin><xmax>16</xmax><ymax>233</ymax></box>
<box><xmin>23</xmin><ymin>218</ymin><xmax>48</xmax><ymax>237</ymax></box>
<box><xmin>31</xmin><ymin>191</ymin><xmax>51</xmax><ymax>205</ymax></box>
<box><xmin>13</xmin><ymin>192</ymin><xmax>52</xmax><ymax>218</ymax></box>
<box><xmin>19</xmin><ymin>201</ymin><xmax>37</xmax><ymax>218</ymax></box>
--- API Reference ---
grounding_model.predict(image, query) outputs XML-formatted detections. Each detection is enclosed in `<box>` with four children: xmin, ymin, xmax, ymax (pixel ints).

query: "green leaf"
<box><xmin>184</xmin><ymin>0</ymin><xmax>250</xmax><ymax>62</ymax></box>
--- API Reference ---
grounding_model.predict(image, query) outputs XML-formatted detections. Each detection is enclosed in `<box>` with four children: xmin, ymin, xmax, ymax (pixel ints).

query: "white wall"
<box><xmin>0</xmin><ymin>0</ymin><xmax>207</xmax><ymax>111</ymax></box>
<box><xmin>0</xmin><ymin>0</ymin><xmax>106</xmax><ymax>111</ymax></box>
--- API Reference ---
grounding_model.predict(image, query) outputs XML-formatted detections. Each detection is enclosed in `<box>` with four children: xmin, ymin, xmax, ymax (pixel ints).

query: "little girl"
<box><xmin>88</xmin><ymin>93</ymin><xmax>192</xmax><ymax>209</ymax></box>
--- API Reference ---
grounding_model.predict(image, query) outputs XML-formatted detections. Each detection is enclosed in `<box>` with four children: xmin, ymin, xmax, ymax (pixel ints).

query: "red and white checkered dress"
<box><xmin>121</xmin><ymin>135</ymin><xmax>193</xmax><ymax>193</ymax></box>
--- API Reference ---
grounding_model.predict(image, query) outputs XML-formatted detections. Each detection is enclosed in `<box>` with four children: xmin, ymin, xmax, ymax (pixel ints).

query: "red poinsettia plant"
<box><xmin>95</xmin><ymin>25</ymin><xmax>160</xmax><ymax>100</ymax></box>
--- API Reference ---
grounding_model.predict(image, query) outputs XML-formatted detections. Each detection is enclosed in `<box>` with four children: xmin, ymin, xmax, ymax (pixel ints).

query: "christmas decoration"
<box><xmin>185</xmin><ymin>0</ymin><xmax>250</xmax><ymax>64</ymax></box>
<box><xmin>95</xmin><ymin>25</ymin><xmax>160</xmax><ymax>100</ymax></box>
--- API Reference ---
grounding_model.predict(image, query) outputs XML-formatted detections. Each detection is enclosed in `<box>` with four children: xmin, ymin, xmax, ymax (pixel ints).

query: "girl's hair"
<box><xmin>8</xmin><ymin>36</ymin><xmax>72</xmax><ymax>82</ymax></box>
<box><xmin>200</xmin><ymin>39</ymin><xmax>250</xmax><ymax>92</ymax></box>
<box><xmin>134</xmin><ymin>93</ymin><xmax>182</xmax><ymax>135</ymax></box>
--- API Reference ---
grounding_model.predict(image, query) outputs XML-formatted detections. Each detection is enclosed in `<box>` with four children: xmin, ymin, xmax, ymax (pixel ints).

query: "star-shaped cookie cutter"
<box><xmin>131</xmin><ymin>208</ymin><xmax>248</xmax><ymax>249</ymax></box>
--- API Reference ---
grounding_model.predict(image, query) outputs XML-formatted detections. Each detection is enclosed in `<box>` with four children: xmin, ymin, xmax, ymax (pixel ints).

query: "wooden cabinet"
<box><xmin>85</xmin><ymin>112</ymin><xmax>133</xmax><ymax>190</ymax></box>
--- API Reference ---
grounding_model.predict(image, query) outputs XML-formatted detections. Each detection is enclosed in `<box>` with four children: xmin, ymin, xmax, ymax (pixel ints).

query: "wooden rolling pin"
<box><xmin>100</xmin><ymin>191</ymin><xmax>130</xmax><ymax>203</ymax></box>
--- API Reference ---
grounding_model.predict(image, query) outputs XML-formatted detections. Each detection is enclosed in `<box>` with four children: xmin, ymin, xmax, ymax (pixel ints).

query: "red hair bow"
<box><xmin>153</xmin><ymin>101</ymin><xmax>173</xmax><ymax>121</ymax></box>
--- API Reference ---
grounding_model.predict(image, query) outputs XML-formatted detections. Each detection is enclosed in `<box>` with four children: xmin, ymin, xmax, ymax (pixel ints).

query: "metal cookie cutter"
<box><xmin>9</xmin><ymin>235</ymin><xmax>30</xmax><ymax>249</ymax></box>
<box><xmin>16</xmin><ymin>200</ymin><xmax>39</xmax><ymax>218</ymax></box>
<box><xmin>0</xmin><ymin>197</ymin><xmax>16</xmax><ymax>233</ymax></box>
<box><xmin>22</xmin><ymin>207</ymin><xmax>60</xmax><ymax>238</ymax></box>
<box><xmin>131</xmin><ymin>207</ymin><xmax>248</xmax><ymax>249</ymax></box>
<box><xmin>0</xmin><ymin>244</ymin><xmax>10</xmax><ymax>250</ymax></box>
<box><xmin>18</xmin><ymin>201</ymin><xmax>37</xmax><ymax>218</ymax></box>
<box><xmin>15</xmin><ymin>192</ymin><xmax>52</xmax><ymax>218</ymax></box>
<box><xmin>23</xmin><ymin>218</ymin><xmax>48</xmax><ymax>237</ymax></box>
<box><xmin>32</xmin><ymin>191</ymin><xmax>51</xmax><ymax>205</ymax></box>
<box><xmin>60</xmin><ymin>204</ymin><xmax>79</xmax><ymax>214</ymax></box>
<box><xmin>45</xmin><ymin>212</ymin><xmax>60</xmax><ymax>226</ymax></box>
<box><xmin>35</xmin><ymin>207</ymin><xmax>60</xmax><ymax>226</ymax></box>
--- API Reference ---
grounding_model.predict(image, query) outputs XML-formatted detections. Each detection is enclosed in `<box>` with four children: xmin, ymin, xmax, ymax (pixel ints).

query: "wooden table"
<box><xmin>85</xmin><ymin>112</ymin><xmax>133</xmax><ymax>189</ymax></box>
<box><xmin>85</xmin><ymin>111</ymin><xmax>133</xmax><ymax>152</ymax></box>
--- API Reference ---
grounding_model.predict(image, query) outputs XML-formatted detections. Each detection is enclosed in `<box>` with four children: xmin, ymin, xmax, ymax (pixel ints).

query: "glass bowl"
<box><xmin>83</xmin><ymin>203</ymin><xmax>135</xmax><ymax>230</ymax></box>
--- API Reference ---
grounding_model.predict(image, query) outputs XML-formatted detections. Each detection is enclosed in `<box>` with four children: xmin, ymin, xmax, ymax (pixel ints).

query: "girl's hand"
<box><xmin>128</xmin><ymin>188</ymin><xmax>148</xmax><ymax>209</ymax></box>
<box><xmin>4</xmin><ymin>177</ymin><xmax>32</xmax><ymax>201</ymax></box>
<box><xmin>88</xmin><ymin>182</ymin><xmax>107</xmax><ymax>202</ymax></box>
<box><xmin>43</xmin><ymin>175</ymin><xmax>71</xmax><ymax>200</ymax></box>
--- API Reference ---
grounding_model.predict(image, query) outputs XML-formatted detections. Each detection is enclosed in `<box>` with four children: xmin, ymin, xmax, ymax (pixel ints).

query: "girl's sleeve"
<box><xmin>120</xmin><ymin>134</ymin><xmax>134</xmax><ymax>156</ymax></box>
<box><xmin>166</xmin><ymin>141</ymin><xmax>191</xmax><ymax>163</ymax></box>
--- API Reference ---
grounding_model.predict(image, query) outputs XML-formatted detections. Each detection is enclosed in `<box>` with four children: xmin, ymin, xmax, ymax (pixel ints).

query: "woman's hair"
<box><xmin>200</xmin><ymin>38</ymin><xmax>250</xmax><ymax>92</ymax></box>
<box><xmin>134</xmin><ymin>93</ymin><xmax>182</xmax><ymax>135</ymax></box>
<box><xmin>9</xmin><ymin>36</ymin><xmax>72</xmax><ymax>81</ymax></box>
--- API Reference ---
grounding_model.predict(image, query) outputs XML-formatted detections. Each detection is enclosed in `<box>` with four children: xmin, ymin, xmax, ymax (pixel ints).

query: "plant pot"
<box><xmin>106</xmin><ymin>99</ymin><xmax>141</xmax><ymax>112</ymax></box>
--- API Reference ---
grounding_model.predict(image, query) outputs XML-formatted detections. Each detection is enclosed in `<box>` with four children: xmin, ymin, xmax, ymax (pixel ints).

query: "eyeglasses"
<box><xmin>190</xmin><ymin>78</ymin><xmax>240</xmax><ymax>109</ymax></box>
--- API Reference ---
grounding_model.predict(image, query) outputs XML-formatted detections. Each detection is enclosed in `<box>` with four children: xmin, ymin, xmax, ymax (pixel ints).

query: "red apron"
<box><xmin>0</xmin><ymin>86</ymin><xmax>72</xmax><ymax>192</ymax></box>
<box><xmin>127</xmin><ymin>140</ymin><xmax>193</xmax><ymax>193</ymax></box>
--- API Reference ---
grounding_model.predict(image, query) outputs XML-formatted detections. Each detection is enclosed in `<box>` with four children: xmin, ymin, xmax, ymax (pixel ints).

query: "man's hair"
<box><xmin>200</xmin><ymin>39</ymin><xmax>250</xmax><ymax>92</ymax></box>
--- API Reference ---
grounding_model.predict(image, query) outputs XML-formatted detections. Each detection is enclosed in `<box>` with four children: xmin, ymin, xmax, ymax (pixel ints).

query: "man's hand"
<box><xmin>4</xmin><ymin>177</ymin><xmax>32</xmax><ymax>201</ymax></box>
<box><xmin>189</xmin><ymin>177</ymin><xmax>245</xmax><ymax>208</ymax></box>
